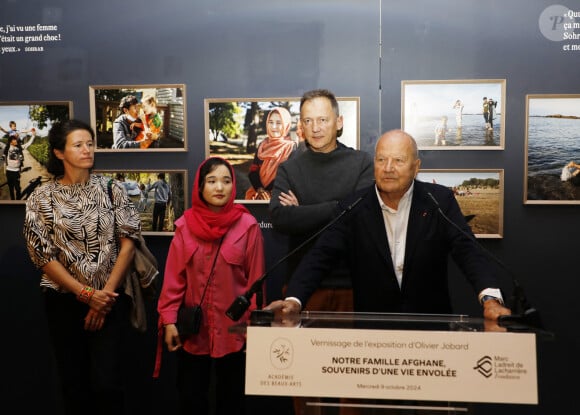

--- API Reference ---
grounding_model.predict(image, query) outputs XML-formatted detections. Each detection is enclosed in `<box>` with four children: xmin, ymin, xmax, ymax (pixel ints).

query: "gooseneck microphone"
<box><xmin>426</xmin><ymin>192</ymin><xmax>543</xmax><ymax>330</ymax></box>
<box><xmin>225</xmin><ymin>195</ymin><xmax>364</xmax><ymax>322</ymax></box>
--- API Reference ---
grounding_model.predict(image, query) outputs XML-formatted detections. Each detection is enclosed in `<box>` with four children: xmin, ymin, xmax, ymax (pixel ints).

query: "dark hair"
<box><xmin>198</xmin><ymin>157</ymin><xmax>233</xmax><ymax>203</ymax></box>
<box><xmin>300</xmin><ymin>89</ymin><xmax>343</xmax><ymax>138</ymax></box>
<box><xmin>119</xmin><ymin>95</ymin><xmax>139</xmax><ymax>110</ymax></box>
<box><xmin>46</xmin><ymin>119</ymin><xmax>95</xmax><ymax>177</ymax></box>
<box><xmin>3</xmin><ymin>134</ymin><xmax>23</xmax><ymax>157</ymax></box>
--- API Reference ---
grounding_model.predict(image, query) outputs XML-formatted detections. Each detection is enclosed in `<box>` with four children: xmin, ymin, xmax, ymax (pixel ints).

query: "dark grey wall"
<box><xmin>1</xmin><ymin>1</ymin><xmax>578</xmax><ymax>414</ymax></box>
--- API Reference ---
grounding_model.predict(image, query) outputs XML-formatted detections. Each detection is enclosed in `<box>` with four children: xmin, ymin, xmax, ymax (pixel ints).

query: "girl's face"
<box><xmin>201</xmin><ymin>164</ymin><xmax>233</xmax><ymax>212</ymax></box>
<box><xmin>54</xmin><ymin>129</ymin><xmax>95</xmax><ymax>172</ymax></box>
<box><xmin>142</xmin><ymin>100</ymin><xmax>155</xmax><ymax>115</ymax></box>
<box><xmin>267</xmin><ymin>112</ymin><xmax>284</xmax><ymax>139</ymax></box>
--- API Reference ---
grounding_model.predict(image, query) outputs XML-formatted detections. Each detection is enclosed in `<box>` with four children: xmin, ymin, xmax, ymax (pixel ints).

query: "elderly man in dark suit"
<box><xmin>266</xmin><ymin>129</ymin><xmax>511</xmax><ymax>321</ymax></box>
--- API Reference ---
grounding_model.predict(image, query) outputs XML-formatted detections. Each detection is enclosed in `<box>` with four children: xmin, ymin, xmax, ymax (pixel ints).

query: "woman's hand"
<box><xmin>81</xmin><ymin>288</ymin><xmax>118</xmax><ymax>330</ymax></box>
<box><xmin>255</xmin><ymin>188</ymin><xmax>271</xmax><ymax>201</ymax></box>
<box><xmin>164</xmin><ymin>324</ymin><xmax>183</xmax><ymax>352</ymax></box>
<box><xmin>84</xmin><ymin>308</ymin><xmax>107</xmax><ymax>331</ymax></box>
<box><xmin>89</xmin><ymin>288</ymin><xmax>118</xmax><ymax>314</ymax></box>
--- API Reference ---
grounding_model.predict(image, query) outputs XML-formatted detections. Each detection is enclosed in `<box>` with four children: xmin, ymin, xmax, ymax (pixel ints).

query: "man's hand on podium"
<box><xmin>483</xmin><ymin>318</ymin><xmax>507</xmax><ymax>332</ymax></box>
<box><xmin>263</xmin><ymin>299</ymin><xmax>301</xmax><ymax>327</ymax></box>
<box><xmin>483</xmin><ymin>298</ymin><xmax>511</xmax><ymax>321</ymax></box>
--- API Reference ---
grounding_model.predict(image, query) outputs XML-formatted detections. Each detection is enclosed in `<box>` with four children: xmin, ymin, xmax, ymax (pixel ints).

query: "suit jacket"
<box><xmin>286</xmin><ymin>180</ymin><xmax>498</xmax><ymax>314</ymax></box>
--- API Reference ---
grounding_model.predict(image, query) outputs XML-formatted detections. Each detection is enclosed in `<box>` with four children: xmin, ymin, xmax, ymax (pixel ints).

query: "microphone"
<box><xmin>225</xmin><ymin>195</ymin><xmax>365</xmax><ymax>323</ymax></box>
<box><xmin>426</xmin><ymin>191</ymin><xmax>543</xmax><ymax>330</ymax></box>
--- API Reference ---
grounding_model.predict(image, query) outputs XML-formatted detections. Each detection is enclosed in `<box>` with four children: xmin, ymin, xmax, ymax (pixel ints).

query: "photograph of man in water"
<box><xmin>402</xmin><ymin>79</ymin><xmax>505</xmax><ymax>150</ymax></box>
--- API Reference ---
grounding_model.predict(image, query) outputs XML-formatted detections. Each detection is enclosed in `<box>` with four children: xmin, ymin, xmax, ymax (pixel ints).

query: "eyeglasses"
<box><xmin>267</xmin><ymin>121</ymin><xmax>283</xmax><ymax>128</ymax></box>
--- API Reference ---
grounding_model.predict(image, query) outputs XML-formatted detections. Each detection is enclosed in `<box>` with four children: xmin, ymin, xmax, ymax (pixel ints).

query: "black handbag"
<box><xmin>176</xmin><ymin>304</ymin><xmax>203</xmax><ymax>336</ymax></box>
<box><xmin>176</xmin><ymin>237</ymin><xmax>224</xmax><ymax>337</ymax></box>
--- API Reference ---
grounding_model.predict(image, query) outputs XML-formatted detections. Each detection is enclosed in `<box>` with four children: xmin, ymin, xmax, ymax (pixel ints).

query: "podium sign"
<box><xmin>246</xmin><ymin>326</ymin><xmax>537</xmax><ymax>404</ymax></box>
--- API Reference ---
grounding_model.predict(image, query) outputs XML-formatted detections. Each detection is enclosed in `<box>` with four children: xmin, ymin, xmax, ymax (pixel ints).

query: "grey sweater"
<box><xmin>269</xmin><ymin>142</ymin><xmax>374</xmax><ymax>287</ymax></box>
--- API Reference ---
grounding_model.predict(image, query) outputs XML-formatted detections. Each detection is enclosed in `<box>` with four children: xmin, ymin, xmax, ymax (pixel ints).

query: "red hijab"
<box><xmin>184</xmin><ymin>157</ymin><xmax>249</xmax><ymax>241</ymax></box>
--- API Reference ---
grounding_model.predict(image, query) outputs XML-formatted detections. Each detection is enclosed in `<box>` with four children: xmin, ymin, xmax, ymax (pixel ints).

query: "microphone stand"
<box><xmin>426</xmin><ymin>192</ymin><xmax>543</xmax><ymax>330</ymax></box>
<box><xmin>225</xmin><ymin>196</ymin><xmax>364</xmax><ymax>324</ymax></box>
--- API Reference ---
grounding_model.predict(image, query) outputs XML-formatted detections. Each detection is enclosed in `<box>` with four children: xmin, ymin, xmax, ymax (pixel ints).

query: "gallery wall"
<box><xmin>1</xmin><ymin>1</ymin><xmax>579</xmax><ymax>414</ymax></box>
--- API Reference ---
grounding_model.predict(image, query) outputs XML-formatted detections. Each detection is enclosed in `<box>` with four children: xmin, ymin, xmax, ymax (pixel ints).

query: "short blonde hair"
<box><xmin>142</xmin><ymin>94</ymin><xmax>157</xmax><ymax>106</ymax></box>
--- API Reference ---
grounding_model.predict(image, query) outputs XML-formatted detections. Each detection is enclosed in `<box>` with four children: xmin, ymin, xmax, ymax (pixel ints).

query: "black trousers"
<box><xmin>43</xmin><ymin>289</ymin><xmax>131</xmax><ymax>415</ymax></box>
<box><xmin>152</xmin><ymin>202</ymin><xmax>167</xmax><ymax>231</ymax></box>
<box><xmin>176</xmin><ymin>349</ymin><xmax>246</xmax><ymax>415</ymax></box>
<box><xmin>6</xmin><ymin>170</ymin><xmax>21</xmax><ymax>199</ymax></box>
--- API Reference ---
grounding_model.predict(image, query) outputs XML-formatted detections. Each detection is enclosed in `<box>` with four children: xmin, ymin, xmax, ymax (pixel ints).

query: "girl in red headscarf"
<box><xmin>156</xmin><ymin>157</ymin><xmax>265</xmax><ymax>415</ymax></box>
<box><xmin>245</xmin><ymin>107</ymin><xmax>297</xmax><ymax>200</ymax></box>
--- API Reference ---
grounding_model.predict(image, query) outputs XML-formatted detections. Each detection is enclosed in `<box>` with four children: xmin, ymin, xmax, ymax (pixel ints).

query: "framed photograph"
<box><xmin>416</xmin><ymin>169</ymin><xmax>504</xmax><ymax>238</ymax></box>
<box><xmin>89</xmin><ymin>84</ymin><xmax>186</xmax><ymax>152</ymax></box>
<box><xmin>402</xmin><ymin>79</ymin><xmax>506</xmax><ymax>150</ymax></box>
<box><xmin>93</xmin><ymin>169</ymin><xmax>187</xmax><ymax>235</ymax></box>
<box><xmin>0</xmin><ymin>101</ymin><xmax>72</xmax><ymax>204</ymax></box>
<box><xmin>524</xmin><ymin>94</ymin><xmax>580</xmax><ymax>205</ymax></box>
<box><xmin>204</xmin><ymin>96</ymin><xmax>360</xmax><ymax>203</ymax></box>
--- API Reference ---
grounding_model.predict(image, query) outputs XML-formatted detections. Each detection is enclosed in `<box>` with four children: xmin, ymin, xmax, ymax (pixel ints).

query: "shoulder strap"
<box><xmin>107</xmin><ymin>178</ymin><xmax>114</xmax><ymax>203</ymax></box>
<box><xmin>198</xmin><ymin>236</ymin><xmax>225</xmax><ymax>305</ymax></box>
<box><xmin>106</xmin><ymin>178</ymin><xmax>119</xmax><ymax>250</ymax></box>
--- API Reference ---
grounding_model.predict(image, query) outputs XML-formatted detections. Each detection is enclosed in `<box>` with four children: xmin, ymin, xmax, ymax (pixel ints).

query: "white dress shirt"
<box><xmin>375</xmin><ymin>183</ymin><xmax>413</xmax><ymax>288</ymax></box>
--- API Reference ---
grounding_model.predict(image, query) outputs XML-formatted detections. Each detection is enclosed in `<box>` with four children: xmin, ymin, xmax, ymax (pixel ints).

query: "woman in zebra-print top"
<box><xmin>23</xmin><ymin>119</ymin><xmax>141</xmax><ymax>415</ymax></box>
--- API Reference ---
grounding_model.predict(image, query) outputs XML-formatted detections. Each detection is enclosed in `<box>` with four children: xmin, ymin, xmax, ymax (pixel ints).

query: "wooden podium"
<box><xmin>241</xmin><ymin>311</ymin><xmax>547</xmax><ymax>414</ymax></box>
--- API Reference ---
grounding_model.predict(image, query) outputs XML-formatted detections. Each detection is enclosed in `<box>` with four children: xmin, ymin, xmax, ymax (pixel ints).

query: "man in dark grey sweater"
<box><xmin>269</xmin><ymin>89</ymin><xmax>374</xmax><ymax>313</ymax></box>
